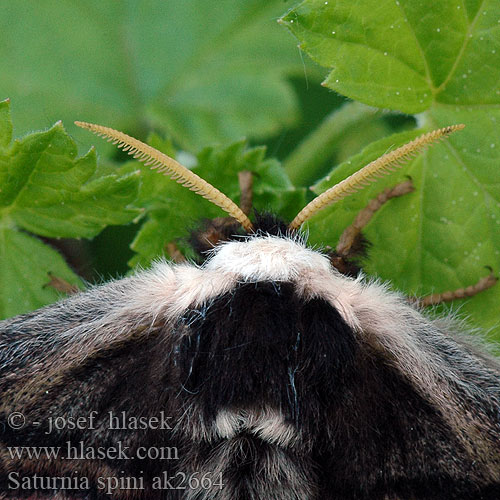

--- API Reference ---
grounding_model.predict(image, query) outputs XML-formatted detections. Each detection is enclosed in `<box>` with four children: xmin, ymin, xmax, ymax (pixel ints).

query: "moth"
<box><xmin>0</xmin><ymin>121</ymin><xmax>499</xmax><ymax>500</ymax></box>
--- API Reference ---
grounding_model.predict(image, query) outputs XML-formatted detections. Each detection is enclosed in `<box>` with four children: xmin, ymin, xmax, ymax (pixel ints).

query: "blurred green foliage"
<box><xmin>0</xmin><ymin>0</ymin><xmax>310</xmax><ymax>151</ymax></box>
<box><xmin>0</xmin><ymin>0</ymin><xmax>498</xmax><ymax>339</ymax></box>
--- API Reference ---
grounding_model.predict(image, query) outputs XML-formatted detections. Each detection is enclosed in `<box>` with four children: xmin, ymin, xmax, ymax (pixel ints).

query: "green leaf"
<box><xmin>281</xmin><ymin>0</ymin><xmax>500</xmax><ymax>113</ymax></box>
<box><xmin>1</xmin><ymin>0</ymin><xmax>308</xmax><ymax>151</ymax></box>
<box><xmin>130</xmin><ymin>139</ymin><xmax>306</xmax><ymax>267</ymax></box>
<box><xmin>281</xmin><ymin>0</ymin><xmax>500</xmax><ymax>337</ymax></box>
<box><xmin>0</xmin><ymin>227</ymin><xmax>81</xmax><ymax>318</ymax></box>
<box><xmin>0</xmin><ymin>99</ymin><xmax>12</xmax><ymax>148</ymax></box>
<box><xmin>0</xmin><ymin>122</ymin><xmax>140</xmax><ymax>239</ymax></box>
<box><xmin>309</xmin><ymin>126</ymin><xmax>500</xmax><ymax>338</ymax></box>
<box><xmin>0</xmin><ymin>99</ymin><xmax>141</xmax><ymax>317</ymax></box>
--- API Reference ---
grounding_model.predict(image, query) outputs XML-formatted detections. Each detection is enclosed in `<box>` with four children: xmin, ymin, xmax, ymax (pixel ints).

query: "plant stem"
<box><xmin>283</xmin><ymin>101</ymin><xmax>379</xmax><ymax>187</ymax></box>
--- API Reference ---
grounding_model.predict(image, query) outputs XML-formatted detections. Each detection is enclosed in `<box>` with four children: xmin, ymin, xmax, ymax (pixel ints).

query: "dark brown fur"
<box><xmin>0</xmin><ymin>218</ymin><xmax>499</xmax><ymax>499</ymax></box>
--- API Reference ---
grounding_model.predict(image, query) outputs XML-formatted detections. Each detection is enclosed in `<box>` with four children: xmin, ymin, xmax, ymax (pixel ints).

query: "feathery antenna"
<box><xmin>75</xmin><ymin>121</ymin><xmax>254</xmax><ymax>232</ymax></box>
<box><xmin>289</xmin><ymin>125</ymin><xmax>465</xmax><ymax>230</ymax></box>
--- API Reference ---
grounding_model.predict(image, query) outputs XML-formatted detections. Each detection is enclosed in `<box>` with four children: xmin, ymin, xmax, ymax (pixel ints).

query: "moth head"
<box><xmin>75</xmin><ymin>121</ymin><xmax>464</xmax><ymax>245</ymax></box>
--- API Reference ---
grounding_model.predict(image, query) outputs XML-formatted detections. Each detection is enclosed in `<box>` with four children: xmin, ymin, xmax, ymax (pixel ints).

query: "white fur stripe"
<box><xmin>214</xmin><ymin>408</ymin><xmax>298</xmax><ymax>447</ymax></box>
<box><xmin>128</xmin><ymin>236</ymin><xmax>359</xmax><ymax>330</ymax></box>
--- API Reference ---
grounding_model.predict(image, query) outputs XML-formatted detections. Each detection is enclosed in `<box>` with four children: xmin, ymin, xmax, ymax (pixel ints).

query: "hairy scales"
<box><xmin>0</xmin><ymin>229</ymin><xmax>499</xmax><ymax>499</ymax></box>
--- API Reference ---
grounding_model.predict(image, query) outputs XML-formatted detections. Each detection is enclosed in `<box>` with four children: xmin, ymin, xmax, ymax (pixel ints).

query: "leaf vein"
<box><xmin>436</xmin><ymin>0</ymin><xmax>488</xmax><ymax>94</ymax></box>
<box><xmin>393</xmin><ymin>1</ymin><xmax>434</xmax><ymax>91</ymax></box>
